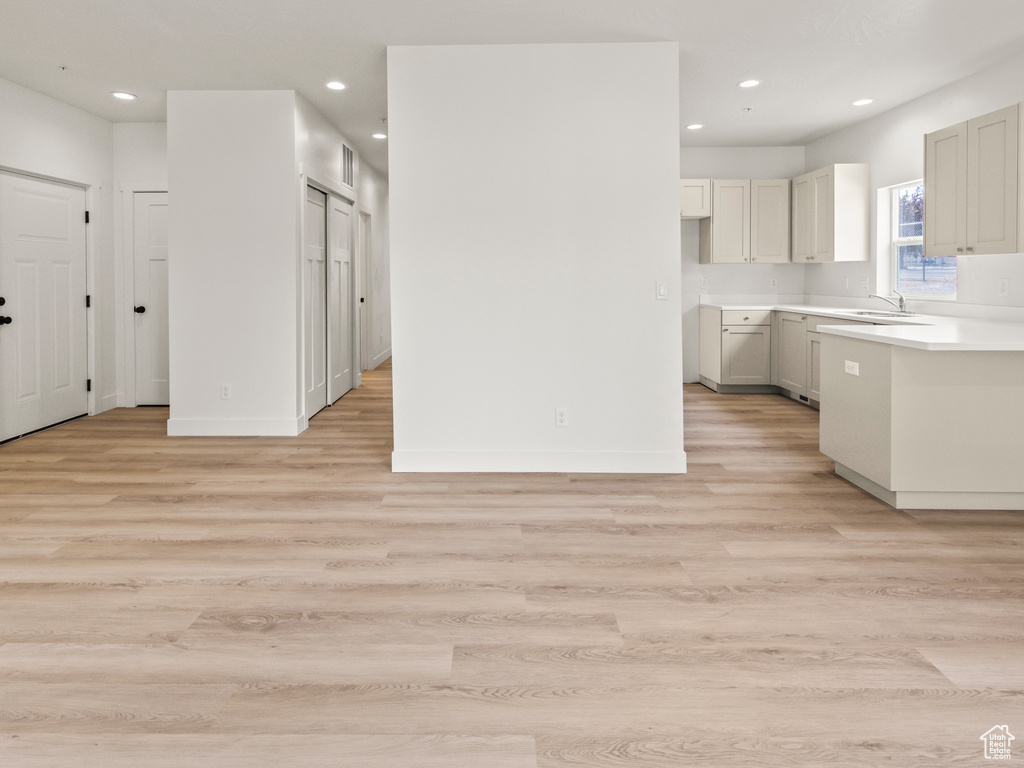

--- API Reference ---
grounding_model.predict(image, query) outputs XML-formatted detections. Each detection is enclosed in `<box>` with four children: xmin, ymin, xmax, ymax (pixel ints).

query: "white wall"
<box><xmin>804</xmin><ymin>48</ymin><xmax>1024</xmax><ymax>320</ymax></box>
<box><xmin>167</xmin><ymin>90</ymin><xmax>302</xmax><ymax>436</ymax></box>
<box><xmin>680</xmin><ymin>146</ymin><xmax>806</xmax><ymax>382</ymax></box>
<box><xmin>0</xmin><ymin>76</ymin><xmax>117</xmax><ymax>411</ymax></box>
<box><xmin>388</xmin><ymin>42</ymin><xmax>684</xmax><ymax>473</ymax></box>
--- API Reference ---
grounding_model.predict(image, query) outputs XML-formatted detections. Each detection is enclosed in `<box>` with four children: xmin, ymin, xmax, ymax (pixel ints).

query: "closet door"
<box><xmin>304</xmin><ymin>187</ymin><xmax>328</xmax><ymax>418</ymax></box>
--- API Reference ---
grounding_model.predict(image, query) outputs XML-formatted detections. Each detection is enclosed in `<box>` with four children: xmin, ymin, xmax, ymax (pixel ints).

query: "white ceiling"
<box><xmin>3</xmin><ymin>0</ymin><xmax>1024</xmax><ymax>175</ymax></box>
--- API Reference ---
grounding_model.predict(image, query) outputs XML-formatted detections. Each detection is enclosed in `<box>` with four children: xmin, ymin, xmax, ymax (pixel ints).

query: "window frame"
<box><xmin>890</xmin><ymin>181</ymin><xmax>956</xmax><ymax>300</ymax></box>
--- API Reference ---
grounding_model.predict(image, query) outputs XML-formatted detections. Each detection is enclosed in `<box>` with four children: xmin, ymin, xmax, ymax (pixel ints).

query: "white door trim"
<box><xmin>121</xmin><ymin>182</ymin><xmax>168</xmax><ymax>407</ymax></box>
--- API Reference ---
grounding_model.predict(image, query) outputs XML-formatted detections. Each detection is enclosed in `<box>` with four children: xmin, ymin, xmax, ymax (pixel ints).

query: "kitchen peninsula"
<box><xmin>699</xmin><ymin>303</ymin><xmax>1024</xmax><ymax>510</ymax></box>
<box><xmin>818</xmin><ymin>320</ymin><xmax>1024</xmax><ymax>511</ymax></box>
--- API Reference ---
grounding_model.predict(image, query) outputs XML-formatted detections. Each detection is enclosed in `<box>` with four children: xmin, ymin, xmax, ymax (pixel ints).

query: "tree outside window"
<box><xmin>894</xmin><ymin>182</ymin><xmax>955</xmax><ymax>297</ymax></box>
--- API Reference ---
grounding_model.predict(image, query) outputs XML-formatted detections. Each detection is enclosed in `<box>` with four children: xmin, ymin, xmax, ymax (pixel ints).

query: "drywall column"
<box><xmin>387</xmin><ymin>43</ymin><xmax>685</xmax><ymax>472</ymax></box>
<box><xmin>166</xmin><ymin>90</ymin><xmax>302</xmax><ymax>436</ymax></box>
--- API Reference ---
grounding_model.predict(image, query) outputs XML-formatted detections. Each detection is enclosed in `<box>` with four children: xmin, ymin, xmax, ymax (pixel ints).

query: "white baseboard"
<box><xmin>372</xmin><ymin>348</ymin><xmax>392</xmax><ymax>369</ymax></box>
<box><xmin>391</xmin><ymin>450</ymin><xmax>687</xmax><ymax>474</ymax></box>
<box><xmin>835</xmin><ymin>462</ymin><xmax>1024</xmax><ymax>511</ymax></box>
<box><xmin>167</xmin><ymin>416</ymin><xmax>305</xmax><ymax>437</ymax></box>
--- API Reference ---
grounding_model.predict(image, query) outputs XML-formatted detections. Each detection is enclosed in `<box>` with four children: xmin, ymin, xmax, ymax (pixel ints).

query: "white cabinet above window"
<box><xmin>924</xmin><ymin>103</ymin><xmax>1019</xmax><ymax>258</ymax></box>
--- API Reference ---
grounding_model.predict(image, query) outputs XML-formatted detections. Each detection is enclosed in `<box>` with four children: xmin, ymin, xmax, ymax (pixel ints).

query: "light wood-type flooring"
<box><xmin>1</xmin><ymin>360</ymin><xmax>1022</xmax><ymax>767</ymax></box>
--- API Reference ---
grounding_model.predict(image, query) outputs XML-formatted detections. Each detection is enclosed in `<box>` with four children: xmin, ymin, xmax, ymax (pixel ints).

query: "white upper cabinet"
<box><xmin>925</xmin><ymin>103</ymin><xmax>1019</xmax><ymax>257</ymax></box>
<box><xmin>705</xmin><ymin>179</ymin><xmax>750</xmax><ymax>264</ymax></box>
<box><xmin>750</xmin><ymin>179</ymin><xmax>791</xmax><ymax>263</ymax></box>
<box><xmin>680</xmin><ymin>178</ymin><xmax>712</xmax><ymax>219</ymax></box>
<box><xmin>790</xmin><ymin>164</ymin><xmax>869</xmax><ymax>262</ymax></box>
<box><xmin>699</xmin><ymin>178</ymin><xmax>790</xmax><ymax>264</ymax></box>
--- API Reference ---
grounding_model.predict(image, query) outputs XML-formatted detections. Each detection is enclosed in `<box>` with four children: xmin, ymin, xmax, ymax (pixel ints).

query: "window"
<box><xmin>893</xmin><ymin>182</ymin><xmax>956</xmax><ymax>298</ymax></box>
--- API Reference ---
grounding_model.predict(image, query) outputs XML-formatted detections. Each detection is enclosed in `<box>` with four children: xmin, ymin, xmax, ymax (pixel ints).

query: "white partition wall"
<box><xmin>166</xmin><ymin>91</ymin><xmax>302</xmax><ymax>436</ymax></box>
<box><xmin>387</xmin><ymin>43</ymin><xmax>685</xmax><ymax>473</ymax></box>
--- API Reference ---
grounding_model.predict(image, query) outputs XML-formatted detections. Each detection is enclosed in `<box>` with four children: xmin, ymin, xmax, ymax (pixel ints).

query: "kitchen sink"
<box><xmin>851</xmin><ymin>310</ymin><xmax>916</xmax><ymax>317</ymax></box>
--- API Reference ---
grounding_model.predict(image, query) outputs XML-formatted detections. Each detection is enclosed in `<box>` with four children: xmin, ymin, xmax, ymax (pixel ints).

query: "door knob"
<box><xmin>0</xmin><ymin>316</ymin><xmax>12</xmax><ymax>324</ymax></box>
<box><xmin>0</xmin><ymin>296</ymin><xmax>5</xmax><ymax>306</ymax></box>
<box><xmin>134</xmin><ymin>306</ymin><xmax>146</xmax><ymax>314</ymax></box>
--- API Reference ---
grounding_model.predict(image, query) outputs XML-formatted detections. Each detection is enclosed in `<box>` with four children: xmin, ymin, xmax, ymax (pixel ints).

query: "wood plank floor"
<box><xmin>1</xmin><ymin>360</ymin><xmax>1022</xmax><ymax>767</ymax></box>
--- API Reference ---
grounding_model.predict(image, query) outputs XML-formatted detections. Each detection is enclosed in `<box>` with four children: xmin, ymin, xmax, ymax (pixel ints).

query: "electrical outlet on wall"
<box><xmin>769</xmin><ymin>277</ymin><xmax>778</xmax><ymax>289</ymax></box>
<box><xmin>221</xmin><ymin>384</ymin><xmax>232</xmax><ymax>400</ymax></box>
<box><xmin>556</xmin><ymin>407</ymin><xmax>569</xmax><ymax>427</ymax></box>
<box><xmin>860</xmin><ymin>277</ymin><xmax>869</xmax><ymax>289</ymax></box>
<box><xmin>999</xmin><ymin>278</ymin><xmax>1010</xmax><ymax>296</ymax></box>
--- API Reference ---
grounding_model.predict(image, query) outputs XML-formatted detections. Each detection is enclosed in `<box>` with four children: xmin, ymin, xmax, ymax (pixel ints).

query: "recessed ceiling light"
<box><xmin>738</xmin><ymin>79</ymin><xmax>760</xmax><ymax>88</ymax></box>
<box><xmin>852</xmin><ymin>98</ymin><xmax>873</xmax><ymax>106</ymax></box>
<box><xmin>372</xmin><ymin>133</ymin><xmax>387</xmax><ymax>140</ymax></box>
<box><xmin>110</xmin><ymin>91</ymin><xmax>137</xmax><ymax>100</ymax></box>
<box><xmin>686</xmin><ymin>123</ymin><xmax>703</xmax><ymax>130</ymax></box>
<box><xmin>326</xmin><ymin>81</ymin><xmax>346</xmax><ymax>91</ymax></box>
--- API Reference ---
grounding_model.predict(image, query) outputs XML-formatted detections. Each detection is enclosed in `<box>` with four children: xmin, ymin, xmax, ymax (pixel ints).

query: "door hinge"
<box><xmin>87</xmin><ymin>379</ymin><xmax>92</xmax><ymax>392</ymax></box>
<box><xmin>86</xmin><ymin>294</ymin><xmax>91</xmax><ymax>308</ymax></box>
<box><xmin>85</xmin><ymin>211</ymin><xmax>90</xmax><ymax>224</ymax></box>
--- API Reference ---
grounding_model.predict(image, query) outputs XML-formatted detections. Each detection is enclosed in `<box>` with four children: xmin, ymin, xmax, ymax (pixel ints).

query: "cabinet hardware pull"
<box><xmin>967</xmin><ymin>247</ymin><xmax>974</xmax><ymax>252</ymax></box>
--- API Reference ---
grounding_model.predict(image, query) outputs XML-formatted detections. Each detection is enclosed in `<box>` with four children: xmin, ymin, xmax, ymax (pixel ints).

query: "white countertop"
<box><xmin>700</xmin><ymin>302</ymin><xmax>1024</xmax><ymax>351</ymax></box>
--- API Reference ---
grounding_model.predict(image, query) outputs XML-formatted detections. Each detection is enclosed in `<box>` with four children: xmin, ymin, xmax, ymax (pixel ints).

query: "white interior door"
<box><xmin>0</xmin><ymin>172</ymin><xmax>88</xmax><ymax>441</ymax></box>
<box><xmin>304</xmin><ymin>187</ymin><xmax>328</xmax><ymax>418</ymax></box>
<box><xmin>328</xmin><ymin>195</ymin><xmax>354</xmax><ymax>401</ymax></box>
<box><xmin>359</xmin><ymin>210</ymin><xmax>371</xmax><ymax>371</ymax></box>
<box><xmin>133</xmin><ymin>191</ymin><xmax>169</xmax><ymax>405</ymax></box>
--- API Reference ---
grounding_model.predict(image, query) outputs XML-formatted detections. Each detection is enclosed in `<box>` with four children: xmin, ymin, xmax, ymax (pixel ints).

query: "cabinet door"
<box><xmin>698</xmin><ymin>306</ymin><xmax>723</xmax><ymax>383</ymax></box>
<box><xmin>722</xmin><ymin>325</ymin><xmax>771</xmax><ymax>385</ymax></box>
<box><xmin>966</xmin><ymin>104</ymin><xmax>1018</xmax><ymax>255</ymax></box>
<box><xmin>924</xmin><ymin>122</ymin><xmax>967</xmax><ymax>258</ymax></box>
<box><xmin>710</xmin><ymin>179</ymin><xmax>750</xmax><ymax>263</ymax></box>
<box><xmin>776</xmin><ymin>312</ymin><xmax>807</xmax><ymax>395</ymax></box>
<box><xmin>680</xmin><ymin>179</ymin><xmax>712</xmax><ymax>219</ymax></box>
<box><xmin>810</xmin><ymin>167</ymin><xmax>834</xmax><ymax>262</ymax></box>
<box><xmin>791</xmin><ymin>172</ymin><xmax>813</xmax><ymax>262</ymax></box>
<box><xmin>807</xmin><ymin>331</ymin><xmax>821</xmax><ymax>401</ymax></box>
<box><xmin>750</xmin><ymin>179</ymin><xmax>790</xmax><ymax>263</ymax></box>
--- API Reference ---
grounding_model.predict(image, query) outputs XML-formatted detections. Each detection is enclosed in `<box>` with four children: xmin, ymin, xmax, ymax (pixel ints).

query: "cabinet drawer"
<box><xmin>722</xmin><ymin>309</ymin><xmax>771</xmax><ymax>325</ymax></box>
<box><xmin>806</xmin><ymin>315</ymin><xmax>872</xmax><ymax>332</ymax></box>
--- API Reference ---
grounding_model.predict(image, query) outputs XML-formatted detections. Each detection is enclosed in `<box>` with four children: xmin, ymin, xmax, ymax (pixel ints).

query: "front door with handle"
<box><xmin>0</xmin><ymin>172</ymin><xmax>88</xmax><ymax>441</ymax></box>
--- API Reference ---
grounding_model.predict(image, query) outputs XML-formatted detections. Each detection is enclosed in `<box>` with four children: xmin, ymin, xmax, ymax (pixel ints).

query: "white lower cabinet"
<box><xmin>699</xmin><ymin>307</ymin><xmax>773</xmax><ymax>391</ymax></box>
<box><xmin>702</xmin><ymin>306</ymin><xmax>874</xmax><ymax>404</ymax></box>
<box><xmin>722</xmin><ymin>325</ymin><xmax>771</xmax><ymax>385</ymax></box>
<box><xmin>807</xmin><ymin>332</ymin><xmax>822</xmax><ymax>401</ymax></box>
<box><xmin>776</xmin><ymin>312</ymin><xmax>808</xmax><ymax>396</ymax></box>
<box><xmin>774</xmin><ymin>312</ymin><xmax>873</xmax><ymax>403</ymax></box>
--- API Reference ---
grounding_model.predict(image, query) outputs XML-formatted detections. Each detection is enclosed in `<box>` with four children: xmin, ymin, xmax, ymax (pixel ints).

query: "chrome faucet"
<box><xmin>869</xmin><ymin>290</ymin><xmax>907</xmax><ymax>313</ymax></box>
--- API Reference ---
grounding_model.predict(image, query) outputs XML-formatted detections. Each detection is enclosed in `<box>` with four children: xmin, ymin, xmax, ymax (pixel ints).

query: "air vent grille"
<box><xmin>342</xmin><ymin>145</ymin><xmax>354</xmax><ymax>187</ymax></box>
